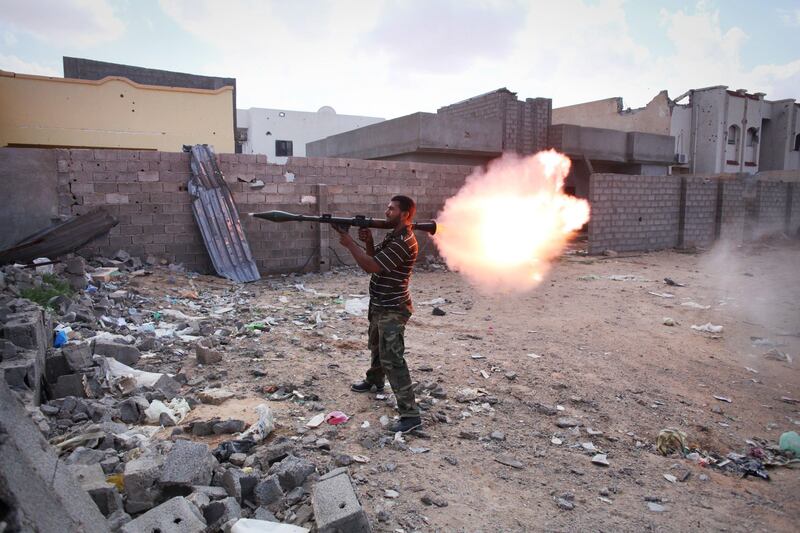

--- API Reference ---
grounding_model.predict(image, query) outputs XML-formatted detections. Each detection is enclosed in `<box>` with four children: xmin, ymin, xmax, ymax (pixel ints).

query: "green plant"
<box><xmin>20</xmin><ymin>273</ymin><xmax>74</xmax><ymax>308</ymax></box>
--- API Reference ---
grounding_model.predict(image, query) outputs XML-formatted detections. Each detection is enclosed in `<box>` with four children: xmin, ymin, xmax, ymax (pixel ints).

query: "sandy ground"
<box><xmin>133</xmin><ymin>238</ymin><xmax>800</xmax><ymax>532</ymax></box>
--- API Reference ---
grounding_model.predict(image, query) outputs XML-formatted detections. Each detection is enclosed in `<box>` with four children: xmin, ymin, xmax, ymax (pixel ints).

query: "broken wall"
<box><xmin>38</xmin><ymin>148</ymin><xmax>473</xmax><ymax>273</ymax></box>
<box><xmin>588</xmin><ymin>172</ymin><xmax>800</xmax><ymax>253</ymax></box>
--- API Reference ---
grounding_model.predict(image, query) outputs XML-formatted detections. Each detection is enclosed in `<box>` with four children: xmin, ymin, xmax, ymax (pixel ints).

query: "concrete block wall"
<box><xmin>53</xmin><ymin>149</ymin><xmax>473</xmax><ymax>273</ymax></box>
<box><xmin>588</xmin><ymin>174</ymin><xmax>681</xmax><ymax>253</ymax></box>
<box><xmin>790</xmin><ymin>183</ymin><xmax>800</xmax><ymax>234</ymax></box>
<box><xmin>682</xmin><ymin>177</ymin><xmax>718</xmax><ymax>248</ymax></box>
<box><xmin>719</xmin><ymin>178</ymin><xmax>747</xmax><ymax>241</ymax></box>
<box><xmin>756</xmin><ymin>181</ymin><xmax>789</xmax><ymax>236</ymax></box>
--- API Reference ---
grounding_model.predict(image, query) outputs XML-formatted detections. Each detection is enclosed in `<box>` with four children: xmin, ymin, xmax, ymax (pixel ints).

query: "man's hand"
<box><xmin>332</xmin><ymin>224</ymin><xmax>353</xmax><ymax>246</ymax></box>
<box><xmin>358</xmin><ymin>228</ymin><xmax>373</xmax><ymax>244</ymax></box>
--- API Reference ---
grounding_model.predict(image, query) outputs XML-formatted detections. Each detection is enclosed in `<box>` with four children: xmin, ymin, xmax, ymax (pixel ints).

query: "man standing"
<box><xmin>333</xmin><ymin>196</ymin><xmax>422</xmax><ymax>433</ymax></box>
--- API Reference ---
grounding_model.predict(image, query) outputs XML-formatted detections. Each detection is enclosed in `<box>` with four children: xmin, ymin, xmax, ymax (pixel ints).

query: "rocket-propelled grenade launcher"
<box><xmin>250</xmin><ymin>210</ymin><xmax>437</xmax><ymax>235</ymax></box>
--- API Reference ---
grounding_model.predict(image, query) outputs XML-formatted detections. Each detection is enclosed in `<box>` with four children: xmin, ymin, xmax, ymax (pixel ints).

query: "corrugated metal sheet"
<box><xmin>0</xmin><ymin>208</ymin><xmax>117</xmax><ymax>265</ymax></box>
<box><xmin>187</xmin><ymin>144</ymin><xmax>260</xmax><ymax>283</ymax></box>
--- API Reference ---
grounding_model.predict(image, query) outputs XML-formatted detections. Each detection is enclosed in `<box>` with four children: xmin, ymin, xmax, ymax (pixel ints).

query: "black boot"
<box><xmin>389</xmin><ymin>417</ymin><xmax>422</xmax><ymax>434</ymax></box>
<box><xmin>350</xmin><ymin>381</ymin><xmax>385</xmax><ymax>393</ymax></box>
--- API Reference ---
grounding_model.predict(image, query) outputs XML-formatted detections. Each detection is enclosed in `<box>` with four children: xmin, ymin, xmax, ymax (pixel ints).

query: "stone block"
<box><xmin>222</xmin><ymin>468</ymin><xmax>259</xmax><ymax>503</ymax></box>
<box><xmin>52</xmin><ymin>373</ymin><xmax>88</xmax><ymax>399</ymax></box>
<box><xmin>70</xmin><ymin>463</ymin><xmax>123</xmax><ymax>517</ymax></box>
<box><xmin>191</xmin><ymin>485</ymin><xmax>228</xmax><ymax>501</ymax></box>
<box><xmin>268</xmin><ymin>455</ymin><xmax>316</xmax><ymax>492</ymax></box>
<box><xmin>0</xmin><ymin>379</ymin><xmax>108</xmax><ymax>532</ymax></box>
<box><xmin>160</xmin><ymin>440</ymin><xmax>216</xmax><ymax>487</ymax></box>
<box><xmin>254</xmin><ymin>474</ymin><xmax>284</xmax><ymax>507</ymax></box>
<box><xmin>62</xmin><ymin>342</ymin><xmax>93</xmax><ymax>370</ymax></box>
<box><xmin>3</xmin><ymin>309</ymin><xmax>48</xmax><ymax>352</ymax></box>
<box><xmin>202</xmin><ymin>496</ymin><xmax>241</xmax><ymax>529</ymax></box>
<box><xmin>312</xmin><ymin>469</ymin><xmax>371</xmax><ymax>533</ymax></box>
<box><xmin>123</xmin><ymin>456</ymin><xmax>163</xmax><ymax>514</ymax></box>
<box><xmin>93</xmin><ymin>339</ymin><xmax>141</xmax><ymax>366</ymax></box>
<box><xmin>1</xmin><ymin>348</ymin><xmax>41</xmax><ymax>397</ymax></box>
<box><xmin>120</xmin><ymin>496</ymin><xmax>206</xmax><ymax>533</ymax></box>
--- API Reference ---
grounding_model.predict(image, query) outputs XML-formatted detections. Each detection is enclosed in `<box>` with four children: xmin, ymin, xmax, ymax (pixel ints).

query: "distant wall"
<box><xmin>552</xmin><ymin>91</ymin><xmax>672</xmax><ymax>135</ymax></box>
<box><xmin>588</xmin><ymin>172</ymin><xmax>800</xmax><ymax>253</ymax></box>
<box><xmin>0</xmin><ymin>72</ymin><xmax>234</xmax><ymax>152</ymax></box>
<box><xmin>0</xmin><ymin>149</ymin><xmax>58</xmax><ymax>249</ymax></box>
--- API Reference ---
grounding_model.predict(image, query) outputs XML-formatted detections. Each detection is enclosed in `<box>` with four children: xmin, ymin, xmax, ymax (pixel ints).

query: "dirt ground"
<box><xmin>133</xmin><ymin>238</ymin><xmax>800</xmax><ymax>532</ymax></box>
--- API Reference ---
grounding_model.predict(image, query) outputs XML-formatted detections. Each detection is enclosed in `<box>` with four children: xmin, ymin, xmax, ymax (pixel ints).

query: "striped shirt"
<box><xmin>369</xmin><ymin>225</ymin><xmax>418</xmax><ymax>312</ymax></box>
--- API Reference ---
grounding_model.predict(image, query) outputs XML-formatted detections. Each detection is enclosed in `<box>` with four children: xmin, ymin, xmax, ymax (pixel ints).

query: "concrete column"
<box><xmin>316</xmin><ymin>183</ymin><xmax>330</xmax><ymax>272</ymax></box>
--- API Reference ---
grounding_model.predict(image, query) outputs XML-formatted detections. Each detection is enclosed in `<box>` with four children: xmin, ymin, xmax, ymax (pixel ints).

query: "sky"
<box><xmin>1</xmin><ymin>0</ymin><xmax>798</xmax><ymax>119</ymax></box>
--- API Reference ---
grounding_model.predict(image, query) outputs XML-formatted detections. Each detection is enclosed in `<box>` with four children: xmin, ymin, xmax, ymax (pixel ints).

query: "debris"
<box><xmin>198</xmin><ymin>388</ymin><xmax>235</xmax><ymax>405</ymax></box>
<box><xmin>763</xmin><ymin>349</ymin><xmax>792</xmax><ymax>363</ymax></box>
<box><xmin>664</xmin><ymin>278</ymin><xmax>685</xmax><ymax>287</ymax></box>
<box><xmin>782</xmin><ymin>397</ymin><xmax>800</xmax><ymax>405</ymax></box>
<box><xmin>591</xmin><ymin>454</ymin><xmax>610</xmax><ymax>466</ymax></box>
<box><xmin>419</xmin><ymin>297</ymin><xmax>446</xmax><ymax>306</ymax></box>
<box><xmin>648</xmin><ymin>291</ymin><xmax>674</xmax><ymax>298</ymax></box>
<box><xmin>196</xmin><ymin>339</ymin><xmax>223</xmax><ymax>364</ymax></box>
<box><xmin>494</xmin><ymin>456</ymin><xmax>524</xmax><ymax>469</ymax></box>
<box><xmin>324</xmin><ymin>411</ymin><xmax>349</xmax><ymax>425</ymax></box>
<box><xmin>691</xmin><ymin>323</ymin><xmax>723</xmax><ymax>334</ymax></box>
<box><xmin>143</xmin><ymin>398</ymin><xmax>190</xmax><ymax>425</ymax></box>
<box><xmin>663</xmin><ymin>317</ymin><xmax>676</xmax><ymax>326</ymax></box>
<box><xmin>663</xmin><ymin>473</ymin><xmax>677</xmax><ymax>483</ymax></box>
<box><xmin>187</xmin><ymin>144</ymin><xmax>260</xmax><ymax>282</ymax></box>
<box><xmin>681</xmin><ymin>301</ymin><xmax>710</xmax><ymax>310</ymax></box>
<box><xmin>239</xmin><ymin>404</ymin><xmax>275</xmax><ymax>442</ymax></box>
<box><xmin>647</xmin><ymin>502</ymin><xmax>667</xmax><ymax>512</ymax></box>
<box><xmin>550</xmin><ymin>437</ymin><xmax>563</xmax><ymax>445</ymax></box>
<box><xmin>306</xmin><ymin>413</ymin><xmax>325</xmax><ymax>428</ymax></box>
<box><xmin>0</xmin><ymin>208</ymin><xmax>118</xmax><ymax>266</ymax></box>
<box><xmin>779</xmin><ymin>431</ymin><xmax>800</xmax><ymax>455</ymax></box>
<box><xmin>312</xmin><ymin>468</ymin><xmax>370</xmax><ymax>532</ymax></box>
<box><xmin>432</xmin><ymin>307</ymin><xmax>446</xmax><ymax>316</ymax></box>
<box><xmin>384</xmin><ymin>489</ymin><xmax>399</xmax><ymax>499</ymax></box>
<box><xmin>344</xmin><ymin>297</ymin><xmax>369</xmax><ymax>316</ymax></box>
<box><xmin>713</xmin><ymin>395</ymin><xmax>732</xmax><ymax>403</ymax></box>
<box><xmin>556</xmin><ymin>417</ymin><xmax>581</xmax><ymax>428</ymax></box>
<box><xmin>231</xmin><ymin>519</ymin><xmax>309</xmax><ymax>532</ymax></box>
<box><xmin>420</xmin><ymin>494</ymin><xmax>449</xmax><ymax>507</ymax></box>
<box><xmin>657</xmin><ymin>428</ymin><xmax>688</xmax><ymax>456</ymax></box>
<box><xmin>160</xmin><ymin>440</ymin><xmax>216</xmax><ymax>488</ymax></box>
<box><xmin>119</xmin><ymin>496</ymin><xmax>206</xmax><ymax>533</ymax></box>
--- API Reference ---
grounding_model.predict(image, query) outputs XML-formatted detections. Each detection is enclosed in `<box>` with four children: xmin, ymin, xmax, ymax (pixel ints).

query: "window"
<box><xmin>746</xmin><ymin>127</ymin><xmax>759</xmax><ymax>147</ymax></box>
<box><xmin>727</xmin><ymin>125</ymin><xmax>739</xmax><ymax>145</ymax></box>
<box><xmin>794</xmin><ymin>134</ymin><xmax>800</xmax><ymax>151</ymax></box>
<box><xmin>275</xmin><ymin>140</ymin><xmax>293</xmax><ymax>157</ymax></box>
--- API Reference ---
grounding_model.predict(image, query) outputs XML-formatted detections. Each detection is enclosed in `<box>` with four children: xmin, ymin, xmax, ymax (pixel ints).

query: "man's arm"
<box><xmin>358</xmin><ymin>228</ymin><xmax>375</xmax><ymax>257</ymax></box>
<box><xmin>335</xmin><ymin>227</ymin><xmax>382</xmax><ymax>274</ymax></box>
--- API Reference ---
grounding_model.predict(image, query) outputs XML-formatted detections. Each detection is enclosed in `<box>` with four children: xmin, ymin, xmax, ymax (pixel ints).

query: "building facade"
<box><xmin>553</xmin><ymin>86</ymin><xmax>800</xmax><ymax>174</ymax></box>
<box><xmin>238</xmin><ymin>106</ymin><xmax>384</xmax><ymax>163</ymax></box>
<box><xmin>0</xmin><ymin>70</ymin><xmax>234</xmax><ymax>152</ymax></box>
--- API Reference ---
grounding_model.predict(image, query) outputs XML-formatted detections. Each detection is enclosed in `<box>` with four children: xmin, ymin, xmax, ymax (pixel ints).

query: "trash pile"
<box><xmin>0</xmin><ymin>252</ymin><xmax>375</xmax><ymax>532</ymax></box>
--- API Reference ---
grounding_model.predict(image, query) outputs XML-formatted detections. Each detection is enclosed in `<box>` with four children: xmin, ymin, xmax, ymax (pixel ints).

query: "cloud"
<box><xmin>0</xmin><ymin>53</ymin><xmax>60</xmax><ymax>76</ymax></box>
<box><xmin>0</xmin><ymin>0</ymin><xmax>125</xmax><ymax>47</ymax></box>
<box><xmin>778</xmin><ymin>8</ymin><xmax>800</xmax><ymax>27</ymax></box>
<box><xmin>156</xmin><ymin>0</ymin><xmax>798</xmax><ymax>118</ymax></box>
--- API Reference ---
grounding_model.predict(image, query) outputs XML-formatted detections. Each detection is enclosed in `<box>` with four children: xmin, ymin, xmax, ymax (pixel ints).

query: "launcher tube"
<box><xmin>250</xmin><ymin>210</ymin><xmax>437</xmax><ymax>235</ymax></box>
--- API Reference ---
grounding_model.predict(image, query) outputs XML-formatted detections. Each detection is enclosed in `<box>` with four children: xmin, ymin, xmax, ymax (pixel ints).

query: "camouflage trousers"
<box><xmin>364</xmin><ymin>306</ymin><xmax>420</xmax><ymax>418</ymax></box>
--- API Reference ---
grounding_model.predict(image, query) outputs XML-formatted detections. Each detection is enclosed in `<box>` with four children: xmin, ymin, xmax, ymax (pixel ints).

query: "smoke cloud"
<box><xmin>433</xmin><ymin>150</ymin><xmax>590</xmax><ymax>293</ymax></box>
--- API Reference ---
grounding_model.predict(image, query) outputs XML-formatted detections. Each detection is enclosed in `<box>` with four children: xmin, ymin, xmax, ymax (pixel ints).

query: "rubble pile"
<box><xmin>0</xmin><ymin>251</ymin><xmax>379</xmax><ymax>532</ymax></box>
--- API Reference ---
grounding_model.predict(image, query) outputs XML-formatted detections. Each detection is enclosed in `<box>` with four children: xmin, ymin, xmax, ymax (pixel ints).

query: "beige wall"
<box><xmin>0</xmin><ymin>71</ymin><xmax>234</xmax><ymax>152</ymax></box>
<box><xmin>553</xmin><ymin>91</ymin><xmax>672</xmax><ymax>135</ymax></box>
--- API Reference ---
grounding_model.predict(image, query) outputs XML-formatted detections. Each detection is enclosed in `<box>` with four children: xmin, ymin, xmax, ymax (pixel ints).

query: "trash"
<box><xmin>609</xmin><ymin>275</ymin><xmax>648</xmax><ymax>282</ymax></box>
<box><xmin>663</xmin><ymin>317</ymin><xmax>676</xmax><ymax>327</ymax></box>
<box><xmin>647</xmin><ymin>502</ymin><xmax>667</xmax><ymax>512</ymax></box>
<box><xmin>691</xmin><ymin>323</ymin><xmax>723</xmax><ymax>334</ymax></box>
<box><xmin>664</xmin><ymin>278</ymin><xmax>685</xmax><ymax>287</ymax></box>
<box><xmin>100</xmin><ymin>357</ymin><xmax>174</xmax><ymax>394</ymax></box>
<box><xmin>551</xmin><ymin>437</ymin><xmax>563</xmax><ymax>445</ymax></box>
<box><xmin>745</xmin><ymin>367</ymin><xmax>759</xmax><ymax>374</ymax></box>
<box><xmin>713</xmin><ymin>395</ymin><xmax>732</xmax><ymax>403</ymax></box>
<box><xmin>432</xmin><ymin>307</ymin><xmax>446</xmax><ymax>316</ymax></box>
<box><xmin>143</xmin><ymin>398</ymin><xmax>190</xmax><ymax>425</ymax></box>
<box><xmin>239</xmin><ymin>404</ymin><xmax>275</xmax><ymax>442</ymax></box>
<box><xmin>54</xmin><ymin>329</ymin><xmax>68</xmax><ymax>348</ymax></box>
<box><xmin>344</xmin><ymin>297</ymin><xmax>369</xmax><ymax>316</ymax></box>
<box><xmin>360</xmin><ymin>421</ymin><xmax>370</xmax><ymax>429</ymax></box>
<box><xmin>681</xmin><ymin>301</ymin><xmax>710</xmax><ymax>310</ymax></box>
<box><xmin>305</xmin><ymin>413</ymin><xmax>325</xmax><ymax>428</ymax></box>
<box><xmin>196</xmin><ymin>339</ymin><xmax>223</xmax><ymax>364</ymax></box>
<box><xmin>325</xmin><ymin>411</ymin><xmax>349</xmax><ymax>425</ymax></box>
<box><xmin>648</xmin><ymin>291</ymin><xmax>674</xmax><ymax>298</ymax></box>
<box><xmin>656</xmin><ymin>428</ymin><xmax>687</xmax><ymax>456</ymax></box>
<box><xmin>419</xmin><ymin>297</ymin><xmax>446</xmax><ymax>306</ymax></box>
<box><xmin>591</xmin><ymin>454</ymin><xmax>610</xmax><ymax>466</ymax></box>
<box><xmin>494</xmin><ymin>456</ymin><xmax>524</xmax><ymax>469</ymax></box>
<box><xmin>779</xmin><ymin>431</ymin><xmax>800</xmax><ymax>456</ymax></box>
<box><xmin>763</xmin><ymin>349</ymin><xmax>792</xmax><ymax>363</ymax></box>
<box><xmin>781</xmin><ymin>397</ymin><xmax>800</xmax><ymax>405</ymax></box>
<box><xmin>230</xmin><ymin>518</ymin><xmax>309</xmax><ymax>533</ymax></box>
<box><xmin>577</xmin><ymin>275</ymin><xmax>600</xmax><ymax>281</ymax></box>
<box><xmin>213</xmin><ymin>439</ymin><xmax>257</xmax><ymax>462</ymax></box>
<box><xmin>663</xmin><ymin>473</ymin><xmax>677</xmax><ymax>483</ymax></box>
<box><xmin>527</xmin><ymin>353</ymin><xmax>542</xmax><ymax>359</ymax></box>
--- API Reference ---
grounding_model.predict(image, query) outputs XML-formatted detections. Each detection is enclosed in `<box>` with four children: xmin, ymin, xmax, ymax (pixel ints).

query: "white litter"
<box><xmin>231</xmin><ymin>518</ymin><xmax>309</xmax><ymax>533</ymax></box>
<box><xmin>691</xmin><ymin>323</ymin><xmax>724</xmax><ymax>334</ymax></box>
<box><xmin>144</xmin><ymin>398</ymin><xmax>190</xmax><ymax>425</ymax></box>
<box><xmin>648</xmin><ymin>291</ymin><xmax>675</xmax><ymax>298</ymax></box>
<box><xmin>239</xmin><ymin>404</ymin><xmax>275</xmax><ymax>442</ymax></box>
<box><xmin>33</xmin><ymin>257</ymin><xmax>54</xmax><ymax>274</ymax></box>
<box><xmin>419</xmin><ymin>297</ymin><xmax>446</xmax><ymax>306</ymax></box>
<box><xmin>527</xmin><ymin>353</ymin><xmax>542</xmax><ymax>359</ymax></box>
<box><xmin>681</xmin><ymin>301</ymin><xmax>711</xmax><ymax>310</ymax></box>
<box><xmin>100</xmin><ymin>356</ymin><xmax>171</xmax><ymax>391</ymax></box>
<box><xmin>305</xmin><ymin>413</ymin><xmax>325</xmax><ymax>428</ymax></box>
<box><xmin>158</xmin><ymin>309</ymin><xmax>204</xmax><ymax>321</ymax></box>
<box><xmin>344</xmin><ymin>296</ymin><xmax>370</xmax><ymax>316</ymax></box>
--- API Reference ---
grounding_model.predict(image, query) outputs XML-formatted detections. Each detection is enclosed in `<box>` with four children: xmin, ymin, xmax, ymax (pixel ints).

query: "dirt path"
<box><xmin>136</xmin><ymin>240</ymin><xmax>800</xmax><ymax>532</ymax></box>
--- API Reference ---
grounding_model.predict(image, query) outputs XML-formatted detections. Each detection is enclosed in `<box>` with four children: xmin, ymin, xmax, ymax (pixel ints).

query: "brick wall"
<box><xmin>681</xmin><ymin>177</ymin><xmax>718</xmax><ymax>248</ymax></box>
<box><xmin>589</xmin><ymin>173</ymin><xmax>799</xmax><ymax>253</ymax></box>
<box><xmin>588</xmin><ymin>174</ymin><xmax>681</xmax><ymax>253</ymax></box>
<box><xmin>437</xmin><ymin>90</ymin><xmax>551</xmax><ymax>155</ymax></box>
<box><xmin>54</xmin><ymin>149</ymin><xmax>473</xmax><ymax>273</ymax></box>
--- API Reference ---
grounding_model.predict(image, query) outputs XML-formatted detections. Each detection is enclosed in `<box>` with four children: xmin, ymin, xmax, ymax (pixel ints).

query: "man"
<box><xmin>333</xmin><ymin>195</ymin><xmax>422</xmax><ymax>433</ymax></box>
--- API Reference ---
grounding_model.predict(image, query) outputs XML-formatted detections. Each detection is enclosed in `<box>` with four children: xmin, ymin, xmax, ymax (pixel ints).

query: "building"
<box><xmin>237</xmin><ymin>106</ymin><xmax>384</xmax><ymax>163</ymax></box>
<box><xmin>553</xmin><ymin>86</ymin><xmax>800</xmax><ymax>174</ymax></box>
<box><xmin>64</xmin><ymin>57</ymin><xmax>239</xmax><ymax>152</ymax></box>
<box><xmin>308</xmin><ymin>87</ymin><xmax>675</xmax><ymax>197</ymax></box>
<box><xmin>0</xmin><ymin>70</ymin><xmax>234</xmax><ymax>152</ymax></box>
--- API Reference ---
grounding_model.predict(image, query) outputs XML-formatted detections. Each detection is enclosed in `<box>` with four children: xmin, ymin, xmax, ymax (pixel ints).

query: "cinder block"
<box><xmin>312</xmin><ymin>469</ymin><xmax>371</xmax><ymax>533</ymax></box>
<box><xmin>160</xmin><ymin>440</ymin><xmax>217</xmax><ymax>488</ymax></box>
<box><xmin>120</xmin><ymin>496</ymin><xmax>206</xmax><ymax>533</ymax></box>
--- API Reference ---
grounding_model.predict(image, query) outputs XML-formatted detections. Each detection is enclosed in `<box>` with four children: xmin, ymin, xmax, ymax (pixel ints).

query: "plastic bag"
<box><xmin>344</xmin><ymin>297</ymin><xmax>369</xmax><ymax>316</ymax></box>
<box><xmin>54</xmin><ymin>329</ymin><xmax>68</xmax><ymax>348</ymax></box>
<box><xmin>231</xmin><ymin>518</ymin><xmax>309</xmax><ymax>533</ymax></box>
<box><xmin>239</xmin><ymin>404</ymin><xmax>275</xmax><ymax>442</ymax></box>
<box><xmin>212</xmin><ymin>439</ymin><xmax>257</xmax><ymax>462</ymax></box>
<box><xmin>143</xmin><ymin>398</ymin><xmax>190</xmax><ymax>425</ymax></box>
<box><xmin>325</xmin><ymin>411</ymin><xmax>349</xmax><ymax>425</ymax></box>
<box><xmin>779</xmin><ymin>431</ymin><xmax>800</xmax><ymax>456</ymax></box>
